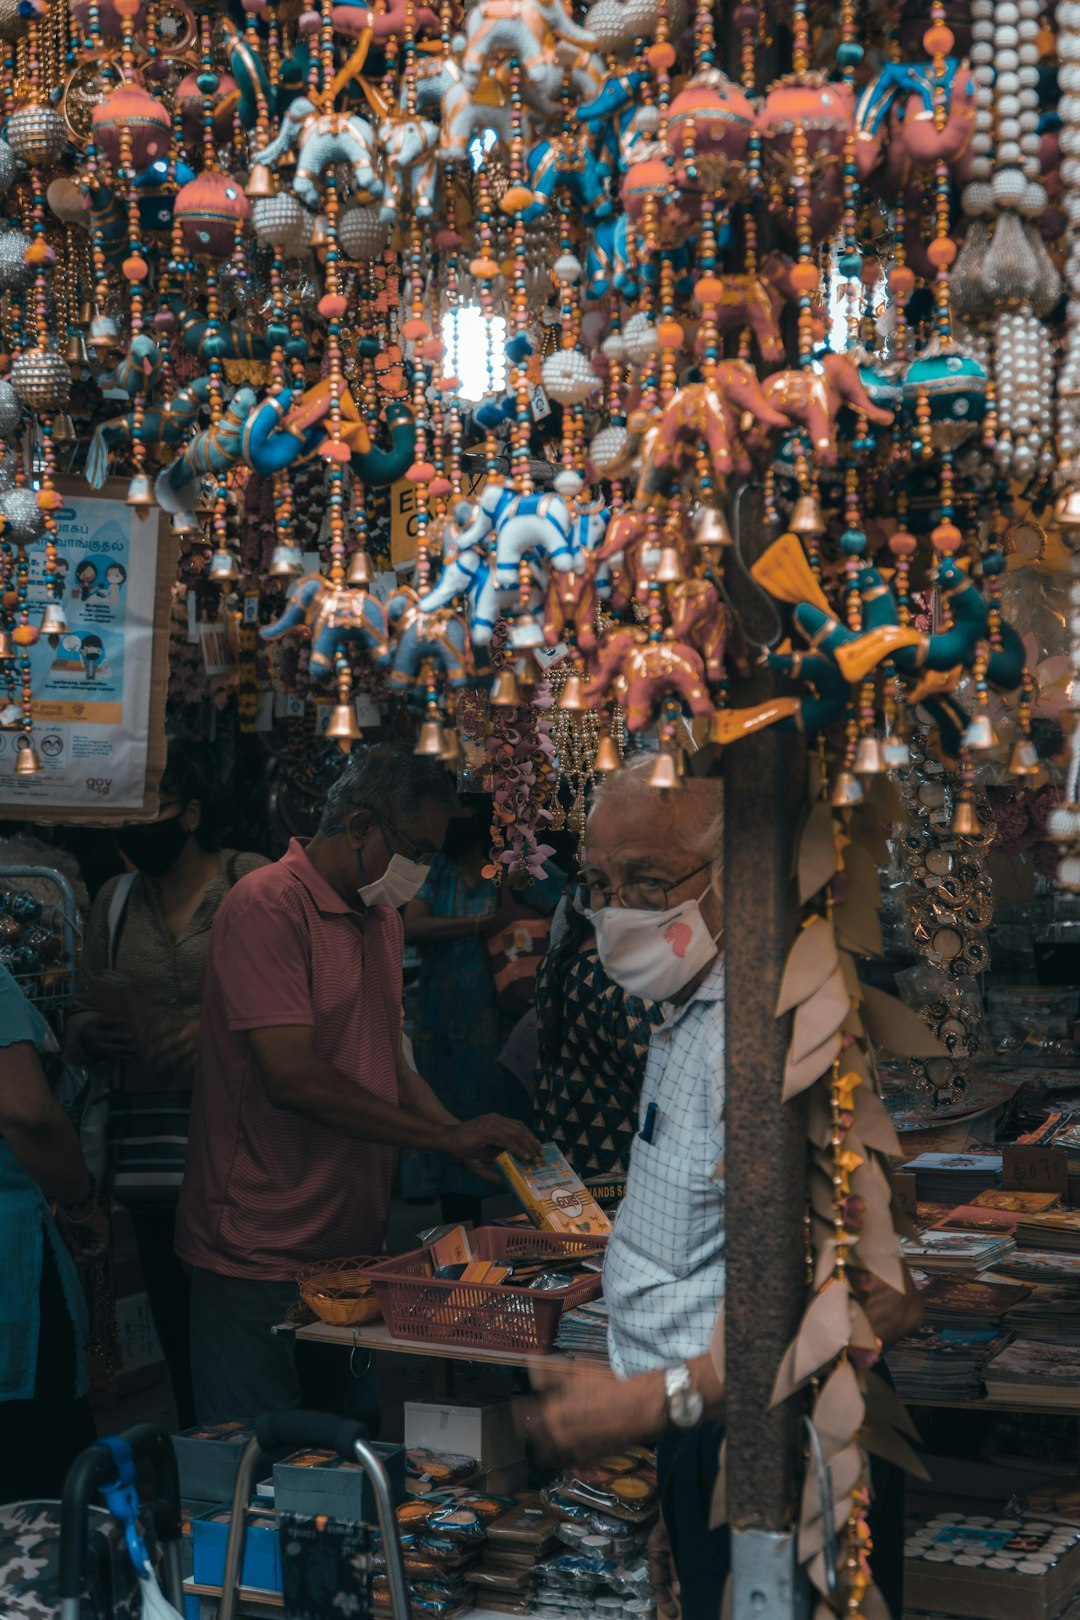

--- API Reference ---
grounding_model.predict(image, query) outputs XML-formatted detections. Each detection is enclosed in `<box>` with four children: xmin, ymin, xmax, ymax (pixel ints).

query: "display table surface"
<box><xmin>185</xmin><ymin>1581</ymin><xmax>528</xmax><ymax>1620</ymax></box>
<box><xmin>294</xmin><ymin>1317</ymin><xmax>607</xmax><ymax>1367</ymax></box>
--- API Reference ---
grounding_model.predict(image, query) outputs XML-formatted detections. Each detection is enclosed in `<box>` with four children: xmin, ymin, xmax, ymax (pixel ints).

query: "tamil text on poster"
<box><xmin>0</xmin><ymin>491</ymin><xmax>162</xmax><ymax>814</ymax></box>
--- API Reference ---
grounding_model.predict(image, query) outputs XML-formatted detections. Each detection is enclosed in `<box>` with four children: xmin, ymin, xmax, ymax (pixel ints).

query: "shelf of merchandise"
<box><xmin>185</xmin><ymin>1579</ymin><xmax>516</xmax><ymax>1620</ymax></box>
<box><xmin>294</xmin><ymin>1318</ymin><xmax>607</xmax><ymax>1368</ymax></box>
<box><xmin>903</xmin><ymin>1393</ymin><xmax>1080</xmax><ymax>1416</ymax></box>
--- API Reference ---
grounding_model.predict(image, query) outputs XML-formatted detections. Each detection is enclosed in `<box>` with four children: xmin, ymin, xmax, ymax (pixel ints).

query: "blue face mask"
<box><xmin>356</xmin><ymin>820</ymin><xmax>428</xmax><ymax>909</ymax></box>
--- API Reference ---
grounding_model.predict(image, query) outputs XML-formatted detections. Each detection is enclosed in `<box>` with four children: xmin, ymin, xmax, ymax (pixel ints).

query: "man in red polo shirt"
<box><xmin>177</xmin><ymin>743</ymin><xmax>539</xmax><ymax>1421</ymax></box>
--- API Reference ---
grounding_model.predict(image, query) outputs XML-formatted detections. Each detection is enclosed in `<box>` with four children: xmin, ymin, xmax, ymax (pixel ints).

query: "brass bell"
<box><xmin>126</xmin><ymin>473</ymin><xmax>155</xmax><ymax>512</ymax></box>
<box><xmin>790</xmin><ymin>493</ymin><xmax>826</xmax><ymax>537</ymax></box>
<box><xmin>1007</xmin><ymin>734</ymin><xmax>1040</xmax><ymax>777</ymax></box>
<box><xmin>852</xmin><ymin>734</ymin><xmax>886</xmax><ymax>776</ymax></box>
<box><xmin>171</xmin><ymin>510</ymin><xmax>202</xmax><ymax>536</ymax></box>
<box><xmin>208</xmin><ymin>548</ymin><xmax>240</xmax><ymax>582</ymax></box>
<box><xmin>269</xmin><ymin>543</ymin><xmax>305</xmax><ymax>579</ymax></box>
<box><xmin>0</xmin><ymin>630</ymin><xmax>13</xmax><ymax>659</ymax></box>
<box><xmin>694</xmin><ymin>506</ymin><xmax>733</xmax><ymax>549</ymax></box>
<box><xmin>52</xmin><ymin>412</ymin><xmax>76</xmax><ymax>445</ymax></box>
<box><xmin>1055</xmin><ymin>484</ymin><xmax>1080</xmax><ymax>536</ymax></box>
<box><xmin>881</xmin><ymin>736</ymin><xmax>911</xmax><ymax>769</ymax></box>
<box><xmin>39</xmin><ymin>599</ymin><xmax>67</xmax><ymax>636</ymax></box>
<box><xmin>647</xmin><ymin>748</ymin><xmax>683</xmax><ymax>790</ymax></box>
<box><xmin>951</xmin><ymin>794</ymin><xmax>981</xmax><ymax>836</ymax></box>
<box><xmin>510</xmin><ymin>614</ymin><xmax>544</xmax><ymax>650</ymax></box>
<box><xmin>440</xmin><ymin>727</ymin><xmax>461</xmax><ymax>767</ymax></box>
<box><xmin>593</xmin><ymin>732</ymin><xmax>621</xmax><ymax>773</ymax></box>
<box><xmin>490</xmin><ymin>667</ymin><xmax>522</xmax><ymax>707</ymax></box>
<box><xmin>326</xmin><ymin>702</ymin><xmax>361</xmax><ymax>741</ymax></box>
<box><xmin>244</xmin><ymin>163</ymin><xmax>276</xmax><ymax>201</ymax></box>
<box><xmin>558</xmin><ymin>673</ymin><xmax>586</xmax><ymax>711</ymax></box>
<box><xmin>347</xmin><ymin>549</ymin><xmax>374</xmax><ymax>587</ymax></box>
<box><xmin>415</xmin><ymin>717</ymin><xmax>447</xmax><ymax>755</ymax></box>
<box><xmin>66</xmin><ymin>330</ymin><xmax>89</xmax><ymax>368</ymax></box>
<box><xmin>961</xmin><ymin>711</ymin><xmax>999</xmax><ymax>752</ymax></box>
<box><xmin>310</xmin><ymin>214</ymin><xmax>330</xmax><ymax>250</ymax></box>
<box><xmin>15</xmin><ymin>743</ymin><xmax>41</xmax><ymax>776</ymax></box>
<box><xmin>654</xmin><ymin>544</ymin><xmax>685</xmax><ymax>583</ymax></box>
<box><xmin>829</xmin><ymin>768</ymin><xmax>865</xmax><ymax>808</ymax></box>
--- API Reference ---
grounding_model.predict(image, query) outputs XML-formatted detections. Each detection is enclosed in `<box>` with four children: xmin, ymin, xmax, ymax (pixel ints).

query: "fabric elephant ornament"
<box><xmin>854</xmin><ymin>58</ymin><xmax>976</xmax><ymax>196</ymax></box>
<box><xmin>377</xmin><ymin>115</ymin><xmax>440</xmax><ymax>222</ymax></box>
<box><xmin>438</xmin><ymin>56</ymin><xmax>517</xmax><ymax>159</ymax></box>
<box><xmin>708</xmin><ymin>257</ymin><xmax>794</xmax><ymax>367</ymax></box>
<box><xmin>260</xmin><ymin>572</ymin><xmax>391</xmax><ymax>676</ymax></box>
<box><xmin>450</xmin><ymin>481</ymin><xmax>579</xmax><ymax>591</ymax></box>
<box><xmin>154</xmin><ymin>386</ymin><xmax>256</xmax><ymax>515</ymax></box>
<box><xmin>86</xmin><ymin>376</ymin><xmax>211</xmax><ymax>489</ymax></box>
<box><xmin>756</xmin><ymin>75</ymin><xmax>856</xmax><ymax>241</ymax></box>
<box><xmin>253</xmin><ymin>97</ymin><xmax>381</xmax><ymax>210</ymax></box>
<box><xmin>584</xmin><ymin>628</ymin><xmax>714</xmax><ymax>731</ymax></box>
<box><xmin>180</xmin><ymin>312</ymin><xmax>272</xmax><ymax>365</ymax></box>
<box><xmin>459</xmin><ymin>0</ymin><xmax>603</xmax><ymax>122</ymax></box>
<box><xmin>387</xmin><ymin>588</ymin><xmax>473</xmax><ymax>691</ymax></box>
<box><xmin>646</xmin><ymin>361</ymin><xmax>790</xmax><ymax>491</ymax></box>
<box><xmin>523</xmin><ymin>133</ymin><xmax>611</xmax><ymax>224</ymax></box>
<box><xmin>576</xmin><ymin>68</ymin><xmax>651</xmax><ymax>179</ymax></box>
<box><xmin>758</xmin><ymin>351</ymin><xmax>895</xmax><ymax>470</ymax></box>
<box><xmin>544</xmin><ymin>562</ymin><xmax>602</xmax><ymax>652</ymax></box>
<box><xmin>331</xmin><ymin>0</ymin><xmax>440</xmax><ymax>39</ymax></box>
<box><xmin>96</xmin><ymin>333</ymin><xmax>161</xmax><ymax>398</ymax></box>
<box><xmin>418</xmin><ymin>508</ymin><xmax>500</xmax><ymax>645</ymax></box>
<box><xmin>242</xmin><ymin>381</ymin><xmax>372</xmax><ymax>477</ymax></box>
<box><xmin>666</xmin><ymin>577</ymin><xmax>744</xmax><ymax>686</ymax></box>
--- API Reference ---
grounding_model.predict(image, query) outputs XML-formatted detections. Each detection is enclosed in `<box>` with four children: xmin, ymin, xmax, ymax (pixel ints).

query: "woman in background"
<box><xmin>0</xmin><ymin>965</ymin><xmax>107</xmax><ymax>1502</ymax></box>
<box><xmin>68</xmin><ymin>740</ymin><xmax>267</xmax><ymax>1429</ymax></box>
<box><xmin>404</xmin><ymin>796</ymin><xmax>561</xmax><ymax>1223</ymax></box>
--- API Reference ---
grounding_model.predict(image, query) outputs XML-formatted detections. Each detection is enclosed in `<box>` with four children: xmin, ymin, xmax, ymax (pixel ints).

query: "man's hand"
<box><xmin>80</xmin><ymin>1017</ymin><xmax>136</xmax><ymax>1061</ymax></box>
<box><xmin>445</xmin><ymin>1114</ymin><xmax>541</xmax><ymax>1180</ymax></box>
<box><xmin>517</xmin><ymin>1362</ymin><xmax>666</xmax><ymax>1464</ymax></box>
<box><xmin>157</xmin><ymin>1019</ymin><xmax>200</xmax><ymax>1082</ymax></box>
<box><xmin>648</xmin><ymin>1518</ymin><xmax>680</xmax><ymax>1620</ymax></box>
<box><xmin>852</xmin><ymin>1265</ymin><xmax>925</xmax><ymax>1348</ymax></box>
<box><xmin>57</xmin><ymin>1199</ymin><xmax>109</xmax><ymax>1263</ymax></box>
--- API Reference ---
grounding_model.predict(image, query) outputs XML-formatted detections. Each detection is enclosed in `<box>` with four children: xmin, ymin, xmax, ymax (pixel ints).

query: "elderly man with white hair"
<box><xmin>523</xmin><ymin>755</ymin><xmax>917</xmax><ymax>1619</ymax></box>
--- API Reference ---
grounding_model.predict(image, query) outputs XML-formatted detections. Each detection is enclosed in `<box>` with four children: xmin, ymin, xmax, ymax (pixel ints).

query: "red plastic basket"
<box><xmin>362</xmin><ymin>1227</ymin><xmax>606</xmax><ymax>1355</ymax></box>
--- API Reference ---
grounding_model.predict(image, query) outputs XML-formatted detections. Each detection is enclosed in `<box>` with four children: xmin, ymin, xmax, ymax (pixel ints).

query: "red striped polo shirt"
<box><xmin>176</xmin><ymin>839</ymin><xmax>402</xmax><ymax>1281</ymax></box>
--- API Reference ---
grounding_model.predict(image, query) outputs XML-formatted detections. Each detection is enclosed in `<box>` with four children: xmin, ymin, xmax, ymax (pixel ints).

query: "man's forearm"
<box><xmin>397</xmin><ymin>1057</ymin><xmax>458</xmax><ymax>1128</ymax></box>
<box><xmin>264</xmin><ymin>1053</ymin><xmax>456</xmax><ymax>1151</ymax></box>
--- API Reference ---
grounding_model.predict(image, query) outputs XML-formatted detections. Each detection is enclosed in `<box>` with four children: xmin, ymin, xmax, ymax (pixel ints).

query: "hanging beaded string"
<box><xmin>503</xmin><ymin>57</ymin><xmax>534</xmax><ymax>499</ymax></box>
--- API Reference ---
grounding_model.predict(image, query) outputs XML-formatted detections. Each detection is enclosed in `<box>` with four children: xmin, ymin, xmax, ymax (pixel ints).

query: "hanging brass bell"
<box><xmin>39</xmin><ymin>599</ymin><xmax>67</xmax><ymax>636</ymax></box>
<box><xmin>647</xmin><ymin>749</ymin><xmax>683</xmax><ymax>790</ymax></box>
<box><xmin>510</xmin><ymin>614</ymin><xmax>544</xmax><ymax>650</ymax></box>
<box><xmin>490</xmin><ymin>667</ymin><xmax>522</xmax><ymax>707</ymax></box>
<box><xmin>310</xmin><ymin>214</ymin><xmax>330</xmax><ymax>250</ymax></box>
<box><xmin>694</xmin><ymin>506</ymin><xmax>732</xmax><ymax>549</ymax></box>
<box><xmin>66</xmin><ymin>331</ymin><xmax>89</xmax><ymax>368</ymax></box>
<box><xmin>15</xmin><ymin>743</ymin><xmax>41</xmax><ymax>776</ymax></box>
<box><xmin>951</xmin><ymin>795</ymin><xmax>980</xmax><ymax>836</ymax></box>
<box><xmin>789</xmin><ymin>493</ymin><xmax>826</xmax><ymax>537</ymax></box>
<box><xmin>0</xmin><ymin>630</ymin><xmax>13</xmax><ymax>660</ymax></box>
<box><xmin>171</xmin><ymin>510</ymin><xmax>202</xmax><ymax>536</ymax></box>
<box><xmin>269</xmin><ymin>543</ymin><xmax>305</xmax><ymax>579</ymax></box>
<box><xmin>1007</xmin><ymin>734</ymin><xmax>1040</xmax><ymax>777</ymax></box>
<box><xmin>961</xmin><ymin>711</ymin><xmax>999</xmax><ymax>752</ymax></box>
<box><xmin>558</xmin><ymin>674</ymin><xmax>586</xmax><ymax>711</ymax></box>
<box><xmin>881</xmin><ymin>736</ymin><xmax>911</xmax><ymax>769</ymax></box>
<box><xmin>852</xmin><ymin>734</ymin><xmax>886</xmax><ymax>776</ymax></box>
<box><xmin>1055</xmin><ymin>484</ymin><xmax>1080</xmax><ymax>536</ymax></box>
<box><xmin>829</xmin><ymin>768</ymin><xmax>865</xmax><ymax>808</ymax></box>
<box><xmin>208</xmin><ymin>548</ymin><xmax>240</xmax><ymax>582</ymax></box>
<box><xmin>347</xmin><ymin>549</ymin><xmax>374</xmax><ymax>587</ymax></box>
<box><xmin>654</xmin><ymin>544</ymin><xmax>685</xmax><ymax>583</ymax></box>
<box><xmin>244</xmin><ymin>163</ymin><xmax>276</xmax><ymax>200</ymax></box>
<box><xmin>415</xmin><ymin>717</ymin><xmax>447</xmax><ymax>755</ymax></box>
<box><xmin>326</xmin><ymin>702</ymin><xmax>361</xmax><ymax>741</ymax></box>
<box><xmin>593</xmin><ymin>733</ymin><xmax>621</xmax><ymax>773</ymax></box>
<box><xmin>125</xmin><ymin>473</ymin><xmax>155</xmax><ymax>512</ymax></box>
<box><xmin>440</xmin><ymin>727</ymin><xmax>461</xmax><ymax>767</ymax></box>
<box><xmin>52</xmin><ymin>412</ymin><xmax>76</xmax><ymax>445</ymax></box>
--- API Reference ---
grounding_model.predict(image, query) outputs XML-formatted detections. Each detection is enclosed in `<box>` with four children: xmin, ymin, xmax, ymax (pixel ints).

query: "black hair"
<box><xmin>442</xmin><ymin>792</ymin><xmax>494</xmax><ymax>860</ymax></box>
<box><xmin>76</xmin><ymin>559</ymin><xmax>97</xmax><ymax>581</ymax></box>
<box><xmin>160</xmin><ymin>738</ymin><xmax>224</xmax><ymax>851</ymax></box>
<box><xmin>320</xmin><ymin>742</ymin><xmax>458</xmax><ymax>834</ymax></box>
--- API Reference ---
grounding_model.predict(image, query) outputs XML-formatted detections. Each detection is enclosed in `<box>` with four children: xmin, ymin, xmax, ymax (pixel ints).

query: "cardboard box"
<box><xmin>905</xmin><ymin>1520</ymin><xmax>1080</xmax><ymax>1620</ymax></box>
<box><xmin>191</xmin><ymin>1506</ymin><xmax>281</xmax><ymax>1595</ymax></box>
<box><xmin>172</xmin><ymin>1422</ymin><xmax>255</xmax><ymax>1503</ymax></box>
<box><xmin>481</xmin><ymin>1460</ymin><xmax>529</xmax><ymax>1495</ymax></box>
<box><xmin>404</xmin><ymin>1398</ymin><xmax>521</xmax><ymax>1471</ymax></box>
<box><xmin>273</xmin><ymin>1443</ymin><xmax>406</xmax><ymax>1521</ymax></box>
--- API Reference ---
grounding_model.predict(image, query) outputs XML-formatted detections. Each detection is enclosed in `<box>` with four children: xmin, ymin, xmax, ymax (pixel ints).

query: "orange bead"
<box><xmin>888</xmin><ymin>529</ymin><xmax>917</xmax><ymax>558</ymax></box>
<box><xmin>922</xmin><ymin>24</ymin><xmax>954</xmax><ymax>54</ymax></box>
<box><xmin>322</xmin><ymin>441</ymin><xmax>351</xmax><ymax>464</ymax></box>
<box><xmin>657</xmin><ymin>319</ymin><xmax>684</xmax><ymax>350</ymax></box>
<box><xmin>499</xmin><ymin>185</ymin><xmax>534</xmax><ymax>215</ymax></box>
<box><xmin>401</xmin><ymin>317</ymin><xmax>431</xmax><ymax>341</ymax></box>
<box><xmin>927</xmin><ymin>237</ymin><xmax>957</xmax><ymax>268</ymax></box>
<box><xmin>789</xmin><ymin>263</ymin><xmax>819</xmax><ymax>294</ymax></box>
<box><xmin>36</xmin><ymin>489</ymin><xmax>62</xmax><ymax>510</ymax></box>
<box><xmin>318</xmin><ymin>292</ymin><xmax>347</xmax><ymax>318</ymax></box>
<box><xmin>469</xmin><ymin>256</ymin><xmax>500</xmax><ymax>280</ymax></box>
<box><xmin>406</xmin><ymin>461</ymin><xmax>436</xmax><ymax>484</ymax></box>
<box><xmin>647</xmin><ymin>40</ymin><xmax>676</xmax><ymax>69</ymax></box>
<box><xmin>114</xmin><ymin>0</ymin><xmax>142</xmax><ymax>14</ymax></box>
<box><xmin>438</xmin><ymin>375</ymin><xmax>462</xmax><ymax>392</ymax></box>
<box><xmin>889</xmin><ymin>266</ymin><xmax>916</xmax><ymax>295</ymax></box>
<box><xmin>694</xmin><ymin>276</ymin><xmax>724</xmax><ymax>305</ymax></box>
<box><xmin>931</xmin><ymin>521</ymin><xmax>961</xmax><ymax>554</ymax></box>
<box><xmin>122</xmin><ymin>255</ymin><xmax>149</xmax><ymax>282</ymax></box>
<box><xmin>12</xmin><ymin>624</ymin><xmax>38</xmax><ymax>646</ymax></box>
<box><xmin>428</xmin><ymin>475</ymin><xmax>452</xmax><ymax>497</ymax></box>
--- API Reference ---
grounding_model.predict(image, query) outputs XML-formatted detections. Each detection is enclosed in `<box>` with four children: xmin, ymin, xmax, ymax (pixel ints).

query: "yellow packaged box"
<box><xmin>496</xmin><ymin>1144</ymin><xmax>613</xmax><ymax>1237</ymax></box>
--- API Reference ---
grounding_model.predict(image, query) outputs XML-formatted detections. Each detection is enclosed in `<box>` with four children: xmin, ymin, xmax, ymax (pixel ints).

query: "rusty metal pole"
<box><xmin>723</xmin><ymin>484</ymin><xmax>809</xmax><ymax>1616</ymax></box>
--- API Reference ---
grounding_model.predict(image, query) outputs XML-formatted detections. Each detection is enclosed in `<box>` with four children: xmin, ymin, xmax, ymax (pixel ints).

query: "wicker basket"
<box><xmin>297</xmin><ymin>1255</ymin><xmax>383</xmax><ymax>1327</ymax></box>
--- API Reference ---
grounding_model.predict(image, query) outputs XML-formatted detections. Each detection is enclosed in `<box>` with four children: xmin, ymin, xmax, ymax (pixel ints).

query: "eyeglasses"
<box><xmin>378</xmin><ymin>814</ymin><xmax>435</xmax><ymax>866</ymax></box>
<box><xmin>583</xmin><ymin>860</ymin><xmax>713</xmax><ymax>913</ymax></box>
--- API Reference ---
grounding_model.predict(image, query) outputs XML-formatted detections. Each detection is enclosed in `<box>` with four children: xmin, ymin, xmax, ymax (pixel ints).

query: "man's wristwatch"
<box><xmin>664</xmin><ymin>1363</ymin><xmax>704</xmax><ymax>1429</ymax></box>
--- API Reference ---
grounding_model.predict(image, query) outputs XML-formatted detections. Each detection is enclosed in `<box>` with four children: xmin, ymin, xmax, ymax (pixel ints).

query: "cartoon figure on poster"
<box><xmin>74</xmin><ymin>559</ymin><xmax>98</xmax><ymax>601</ymax></box>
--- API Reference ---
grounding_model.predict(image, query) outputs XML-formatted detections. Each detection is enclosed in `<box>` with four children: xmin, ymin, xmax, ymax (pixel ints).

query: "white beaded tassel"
<box><xmin>1049</xmin><ymin>550</ymin><xmax>1080</xmax><ymax>891</ymax></box>
<box><xmin>1059</xmin><ymin>1</ymin><xmax>1080</xmax><ymax>482</ymax></box>
<box><xmin>995</xmin><ymin>305</ymin><xmax>1055</xmax><ymax>483</ymax></box>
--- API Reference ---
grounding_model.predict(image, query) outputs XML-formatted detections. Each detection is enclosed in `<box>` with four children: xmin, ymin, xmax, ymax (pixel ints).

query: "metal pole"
<box><xmin>722</xmin><ymin>485</ymin><xmax>809</xmax><ymax>1617</ymax></box>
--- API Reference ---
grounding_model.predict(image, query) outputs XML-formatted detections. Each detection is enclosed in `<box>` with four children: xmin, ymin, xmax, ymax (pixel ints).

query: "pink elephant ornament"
<box><xmin>648</xmin><ymin>361</ymin><xmax>790</xmax><ymax>490</ymax></box>
<box><xmin>855</xmin><ymin>59</ymin><xmax>976</xmax><ymax>200</ymax></box>
<box><xmin>757</xmin><ymin>74</ymin><xmax>855</xmax><ymax>241</ymax></box>
<box><xmin>583</xmin><ymin>627</ymin><xmax>714</xmax><ymax>732</ymax></box>
<box><xmin>758</xmin><ymin>351</ymin><xmax>894</xmax><ymax>470</ymax></box>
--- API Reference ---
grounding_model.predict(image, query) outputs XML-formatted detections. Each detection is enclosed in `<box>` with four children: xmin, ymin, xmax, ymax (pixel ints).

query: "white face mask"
<box><xmin>589</xmin><ymin>896</ymin><xmax>720</xmax><ymax>1001</ymax></box>
<box><xmin>358</xmin><ymin>852</ymin><xmax>429</xmax><ymax>910</ymax></box>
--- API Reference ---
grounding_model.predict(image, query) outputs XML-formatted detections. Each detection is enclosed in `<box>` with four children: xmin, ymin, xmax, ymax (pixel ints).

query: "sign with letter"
<box><xmin>389</xmin><ymin>468</ymin><xmax>485</xmax><ymax>569</ymax></box>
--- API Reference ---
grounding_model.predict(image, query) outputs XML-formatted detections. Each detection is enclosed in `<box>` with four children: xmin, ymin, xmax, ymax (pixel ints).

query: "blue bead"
<box><xmin>836</xmin><ymin>41</ymin><xmax>863</xmax><ymax>66</ymax></box>
<box><xmin>196</xmin><ymin>71</ymin><xmax>220</xmax><ymax>95</ymax></box>
<box><xmin>838</xmin><ymin>252</ymin><xmax>863</xmax><ymax>277</ymax></box>
<box><xmin>982</xmin><ymin>551</ymin><xmax>1006</xmax><ymax>577</ymax></box>
<box><xmin>840</xmin><ymin>528</ymin><xmax>867</xmax><ymax>555</ymax></box>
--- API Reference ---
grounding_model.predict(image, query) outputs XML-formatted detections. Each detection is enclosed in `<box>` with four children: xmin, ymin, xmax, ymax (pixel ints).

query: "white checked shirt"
<box><xmin>604</xmin><ymin>957</ymin><xmax>726</xmax><ymax>1378</ymax></box>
